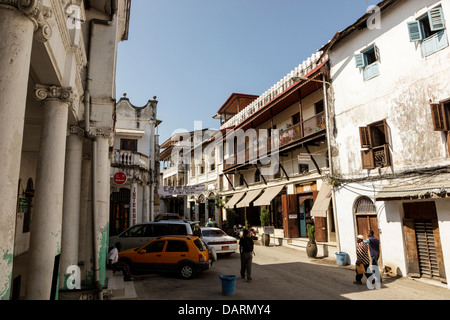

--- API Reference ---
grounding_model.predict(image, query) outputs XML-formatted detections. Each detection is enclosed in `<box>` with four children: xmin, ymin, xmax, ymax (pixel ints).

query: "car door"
<box><xmin>117</xmin><ymin>225</ymin><xmax>147</xmax><ymax>250</ymax></box>
<box><xmin>133</xmin><ymin>240</ymin><xmax>166</xmax><ymax>272</ymax></box>
<box><xmin>163</xmin><ymin>240</ymin><xmax>191</xmax><ymax>272</ymax></box>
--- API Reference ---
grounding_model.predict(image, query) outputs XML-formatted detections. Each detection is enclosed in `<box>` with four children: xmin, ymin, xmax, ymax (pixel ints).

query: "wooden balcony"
<box><xmin>223</xmin><ymin>112</ymin><xmax>326</xmax><ymax>172</ymax></box>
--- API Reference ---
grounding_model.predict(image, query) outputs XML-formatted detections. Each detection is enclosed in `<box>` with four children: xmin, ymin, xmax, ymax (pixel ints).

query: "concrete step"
<box><xmin>106</xmin><ymin>270</ymin><xmax>137</xmax><ymax>300</ymax></box>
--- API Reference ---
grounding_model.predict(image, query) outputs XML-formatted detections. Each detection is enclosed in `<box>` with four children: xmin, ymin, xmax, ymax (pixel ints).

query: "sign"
<box><xmin>158</xmin><ymin>184</ymin><xmax>206</xmax><ymax>196</ymax></box>
<box><xmin>263</xmin><ymin>226</ymin><xmax>274</xmax><ymax>235</ymax></box>
<box><xmin>130</xmin><ymin>184</ymin><xmax>137</xmax><ymax>226</ymax></box>
<box><xmin>114</xmin><ymin>172</ymin><xmax>127</xmax><ymax>185</ymax></box>
<box><xmin>298</xmin><ymin>153</ymin><xmax>311</xmax><ymax>163</ymax></box>
<box><xmin>288</xmin><ymin>214</ymin><xmax>297</xmax><ymax>219</ymax></box>
<box><xmin>18</xmin><ymin>198</ymin><xmax>28</xmax><ymax>213</ymax></box>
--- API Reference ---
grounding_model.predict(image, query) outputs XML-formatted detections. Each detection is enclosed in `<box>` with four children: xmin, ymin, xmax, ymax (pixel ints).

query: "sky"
<box><xmin>115</xmin><ymin>0</ymin><xmax>373</xmax><ymax>144</ymax></box>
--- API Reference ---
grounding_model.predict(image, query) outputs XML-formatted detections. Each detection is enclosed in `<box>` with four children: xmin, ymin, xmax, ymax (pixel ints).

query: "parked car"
<box><xmin>109</xmin><ymin>220</ymin><xmax>195</xmax><ymax>250</ymax></box>
<box><xmin>118</xmin><ymin>235</ymin><xmax>215</xmax><ymax>279</ymax></box>
<box><xmin>200</xmin><ymin>227</ymin><xmax>238</xmax><ymax>255</ymax></box>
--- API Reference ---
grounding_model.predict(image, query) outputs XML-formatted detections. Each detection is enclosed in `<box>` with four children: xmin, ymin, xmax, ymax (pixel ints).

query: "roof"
<box><xmin>216</xmin><ymin>93</ymin><xmax>259</xmax><ymax>115</ymax></box>
<box><xmin>319</xmin><ymin>0</ymin><xmax>398</xmax><ymax>56</ymax></box>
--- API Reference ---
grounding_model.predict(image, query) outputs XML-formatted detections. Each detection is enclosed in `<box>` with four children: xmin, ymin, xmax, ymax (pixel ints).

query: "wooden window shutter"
<box><xmin>430</xmin><ymin>103</ymin><xmax>449</xmax><ymax>131</ymax></box>
<box><xmin>407</xmin><ymin>21</ymin><xmax>423</xmax><ymax>42</ymax></box>
<box><xmin>354</xmin><ymin>53</ymin><xmax>366</xmax><ymax>68</ymax></box>
<box><xmin>383</xmin><ymin>144</ymin><xmax>391</xmax><ymax>167</ymax></box>
<box><xmin>382</xmin><ymin>119</ymin><xmax>389</xmax><ymax>144</ymax></box>
<box><xmin>402</xmin><ymin>219</ymin><xmax>421</xmax><ymax>278</ymax></box>
<box><xmin>428</xmin><ymin>7</ymin><xmax>445</xmax><ymax>32</ymax></box>
<box><xmin>361</xmin><ymin>149</ymin><xmax>375</xmax><ymax>170</ymax></box>
<box><xmin>359</xmin><ymin>126</ymin><xmax>372</xmax><ymax>148</ymax></box>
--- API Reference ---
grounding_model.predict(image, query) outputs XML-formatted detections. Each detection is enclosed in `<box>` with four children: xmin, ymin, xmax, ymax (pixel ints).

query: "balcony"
<box><xmin>223</xmin><ymin>112</ymin><xmax>326</xmax><ymax>172</ymax></box>
<box><xmin>112</xmin><ymin>150</ymin><xmax>149</xmax><ymax>171</ymax></box>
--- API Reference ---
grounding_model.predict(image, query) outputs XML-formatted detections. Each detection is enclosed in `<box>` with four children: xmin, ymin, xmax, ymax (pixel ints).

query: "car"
<box><xmin>118</xmin><ymin>235</ymin><xmax>216</xmax><ymax>279</ymax></box>
<box><xmin>200</xmin><ymin>227</ymin><xmax>238</xmax><ymax>255</ymax></box>
<box><xmin>109</xmin><ymin>220</ymin><xmax>195</xmax><ymax>250</ymax></box>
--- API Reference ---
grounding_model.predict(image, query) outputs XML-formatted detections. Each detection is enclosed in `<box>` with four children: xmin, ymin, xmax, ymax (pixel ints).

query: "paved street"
<box><xmin>130</xmin><ymin>243</ymin><xmax>450</xmax><ymax>301</ymax></box>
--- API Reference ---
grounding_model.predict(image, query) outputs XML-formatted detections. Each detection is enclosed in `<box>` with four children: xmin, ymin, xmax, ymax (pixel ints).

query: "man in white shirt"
<box><xmin>108</xmin><ymin>242</ymin><xmax>133</xmax><ymax>281</ymax></box>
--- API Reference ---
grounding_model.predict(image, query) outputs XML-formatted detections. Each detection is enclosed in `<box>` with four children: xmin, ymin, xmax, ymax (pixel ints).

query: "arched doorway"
<box><xmin>354</xmin><ymin>196</ymin><xmax>381</xmax><ymax>263</ymax></box>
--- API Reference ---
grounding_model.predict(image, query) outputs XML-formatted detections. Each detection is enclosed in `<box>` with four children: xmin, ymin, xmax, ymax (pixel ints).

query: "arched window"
<box><xmin>355</xmin><ymin>196</ymin><xmax>377</xmax><ymax>214</ymax></box>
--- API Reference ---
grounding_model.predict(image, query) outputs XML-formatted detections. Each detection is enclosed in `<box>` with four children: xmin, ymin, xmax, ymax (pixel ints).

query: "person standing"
<box><xmin>205</xmin><ymin>218</ymin><xmax>214</xmax><ymax>227</ymax></box>
<box><xmin>354</xmin><ymin>235</ymin><xmax>370</xmax><ymax>285</ymax></box>
<box><xmin>239</xmin><ymin>229</ymin><xmax>254</xmax><ymax>282</ymax></box>
<box><xmin>364</xmin><ymin>230</ymin><xmax>380</xmax><ymax>266</ymax></box>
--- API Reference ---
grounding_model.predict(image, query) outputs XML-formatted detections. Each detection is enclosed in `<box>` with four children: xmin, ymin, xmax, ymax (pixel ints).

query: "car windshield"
<box><xmin>194</xmin><ymin>238</ymin><xmax>207</xmax><ymax>252</ymax></box>
<box><xmin>202</xmin><ymin>229</ymin><xmax>226</xmax><ymax>237</ymax></box>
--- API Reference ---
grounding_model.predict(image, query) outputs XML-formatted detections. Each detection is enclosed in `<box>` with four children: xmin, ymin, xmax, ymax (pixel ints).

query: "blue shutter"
<box><xmin>422</xmin><ymin>30</ymin><xmax>448</xmax><ymax>56</ymax></box>
<box><xmin>355</xmin><ymin>53</ymin><xmax>366</xmax><ymax>68</ymax></box>
<box><xmin>407</xmin><ymin>21</ymin><xmax>423</xmax><ymax>42</ymax></box>
<box><xmin>363</xmin><ymin>62</ymin><xmax>380</xmax><ymax>81</ymax></box>
<box><xmin>428</xmin><ymin>7</ymin><xmax>445</xmax><ymax>31</ymax></box>
<box><xmin>436</xmin><ymin>29</ymin><xmax>449</xmax><ymax>51</ymax></box>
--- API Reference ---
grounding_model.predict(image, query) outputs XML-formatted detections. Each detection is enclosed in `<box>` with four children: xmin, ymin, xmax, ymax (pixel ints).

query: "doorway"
<box><xmin>298</xmin><ymin>197</ymin><xmax>313</xmax><ymax>238</ymax></box>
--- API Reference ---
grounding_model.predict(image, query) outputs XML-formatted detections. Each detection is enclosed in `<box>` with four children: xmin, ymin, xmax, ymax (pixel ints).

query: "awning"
<box><xmin>224</xmin><ymin>192</ymin><xmax>246</xmax><ymax>209</ymax></box>
<box><xmin>310</xmin><ymin>181</ymin><xmax>332</xmax><ymax>218</ymax></box>
<box><xmin>236</xmin><ymin>190</ymin><xmax>262</xmax><ymax>208</ymax></box>
<box><xmin>375</xmin><ymin>184</ymin><xmax>450</xmax><ymax>201</ymax></box>
<box><xmin>253</xmin><ymin>185</ymin><xmax>284</xmax><ymax>206</ymax></box>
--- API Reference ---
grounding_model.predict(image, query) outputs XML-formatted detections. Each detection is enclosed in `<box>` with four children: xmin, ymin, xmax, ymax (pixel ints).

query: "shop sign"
<box><xmin>158</xmin><ymin>184</ymin><xmax>206</xmax><ymax>196</ymax></box>
<box><xmin>264</xmin><ymin>226</ymin><xmax>274</xmax><ymax>234</ymax></box>
<box><xmin>18</xmin><ymin>198</ymin><xmax>28</xmax><ymax>213</ymax></box>
<box><xmin>114</xmin><ymin>172</ymin><xmax>127</xmax><ymax>185</ymax></box>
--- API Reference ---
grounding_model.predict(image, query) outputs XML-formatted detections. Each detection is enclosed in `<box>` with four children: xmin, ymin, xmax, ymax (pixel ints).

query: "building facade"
<box><xmin>214</xmin><ymin>52</ymin><xmax>338</xmax><ymax>256</ymax></box>
<box><xmin>0</xmin><ymin>0</ymin><xmax>131</xmax><ymax>299</ymax></box>
<box><xmin>323</xmin><ymin>0</ymin><xmax>450</xmax><ymax>287</ymax></box>
<box><xmin>110</xmin><ymin>94</ymin><xmax>160</xmax><ymax>236</ymax></box>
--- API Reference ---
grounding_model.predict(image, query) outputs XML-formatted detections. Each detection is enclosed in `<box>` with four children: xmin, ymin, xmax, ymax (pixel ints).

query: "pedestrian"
<box><xmin>364</xmin><ymin>230</ymin><xmax>380</xmax><ymax>266</ymax></box>
<box><xmin>108</xmin><ymin>242</ymin><xmax>133</xmax><ymax>281</ymax></box>
<box><xmin>354</xmin><ymin>235</ymin><xmax>370</xmax><ymax>285</ymax></box>
<box><xmin>205</xmin><ymin>218</ymin><xmax>214</xmax><ymax>227</ymax></box>
<box><xmin>239</xmin><ymin>229</ymin><xmax>254</xmax><ymax>282</ymax></box>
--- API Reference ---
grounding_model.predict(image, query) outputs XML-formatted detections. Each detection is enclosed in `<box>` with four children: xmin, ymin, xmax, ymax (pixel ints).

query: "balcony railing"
<box><xmin>223</xmin><ymin>112</ymin><xmax>326</xmax><ymax>172</ymax></box>
<box><xmin>112</xmin><ymin>150</ymin><xmax>149</xmax><ymax>170</ymax></box>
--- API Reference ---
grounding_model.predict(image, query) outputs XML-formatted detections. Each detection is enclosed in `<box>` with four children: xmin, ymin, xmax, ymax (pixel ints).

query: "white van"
<box><xmin>109</xmin><ymin>220</ymin><xmax>195</xmax><ymax>250</ymax></box>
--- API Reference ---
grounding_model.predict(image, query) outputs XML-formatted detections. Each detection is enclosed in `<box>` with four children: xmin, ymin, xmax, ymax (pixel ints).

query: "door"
<box><xmin>282</xmin><ymin>194</ymin><xmax>299</xmax><ymax>238</ymax></box>
<box><xmin>402</xmin><ymin>202</ymin><xmax>447</xmax><ymax>283</ymax></box>
<box><xmin>134</xmin><ymin>240</ymin><xmax>166</xmax><ymax>272</ymax></box>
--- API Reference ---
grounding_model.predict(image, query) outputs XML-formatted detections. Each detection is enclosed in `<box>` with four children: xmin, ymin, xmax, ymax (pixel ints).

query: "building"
<box><xmin>0</xmin><ymin>0</ymin><xmax>131</xmax><ymax>299</ymax></box>
<box><xmin>159</xmin><ymin>129</ymin><xmax>221</xmax><ymax>225</ymax></box>
<box><xmin>110</xmin><ymin>94</ymin><xmax>160</xmax><ymax>236</ymax></box>
<box><xmin>214</xmin><ymin>52</ymin><xmax>338</xmax><ymax>256</ymax></box>
<box><xmin>322</xmin><ymin>0</ymin><xmax>450</xmax><ymax>287</ymax></box>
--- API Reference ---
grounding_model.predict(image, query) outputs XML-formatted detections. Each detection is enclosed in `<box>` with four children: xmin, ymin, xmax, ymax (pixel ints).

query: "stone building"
<box><xmin>0</xmin><ymin>0</ymin><xmax>131</xmax><ymax>299</ymax></box>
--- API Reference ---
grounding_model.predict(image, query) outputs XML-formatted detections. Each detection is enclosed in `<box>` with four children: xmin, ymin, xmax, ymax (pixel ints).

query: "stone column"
<box><xmin>25</xmin><ymin>85</ymin><xmax>73</xmax><ymax>300</ymax></box>
<box><xmin>0</xmin><ymin>0</ymin><xmax>46</xmax><ymax>300</ymax></box>
<box><xmin>59</xmin><ymin>126</ymin><xmax>84</xmax><ymax>290</ymax></box>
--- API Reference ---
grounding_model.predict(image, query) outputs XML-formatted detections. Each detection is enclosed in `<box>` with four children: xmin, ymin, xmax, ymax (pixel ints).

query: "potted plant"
<box><xmin>260</xmin><ymin>208</ymin><xmax>271</xmax><ymax>246</ymax></box>
<box><xmin>306</xmin><ymin>224</ymin><xmax>318</xmax><ymax>258</ymax></box>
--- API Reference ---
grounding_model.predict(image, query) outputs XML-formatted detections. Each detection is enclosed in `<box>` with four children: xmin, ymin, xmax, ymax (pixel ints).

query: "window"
<box><xmin>354</xmin><ymin>44</ymin><xmax>380</xmax><ymax>81</ymax></box>
<box><xmin>166</xmin><ymin>240</ymin><xmax>189</xmax><ymax>252</ymax></box>
<box><xmin>299</xmin><ymin>164</ymin><xmax>309</xmax><ymax>174</ymax></box>
<box><xmin>430</xmin><ymin>101</ymin><xmax>450</xmax><ymax>154</ymax></box>
<box><xmin>292</xmin><ymin>112</ymin><xmax>300</xmax><ymax>125</ymax></box>
<box><xmin>120</xmin><ymin>139</ymin><xmax>137</xmax><ymax>152</ymax></box>
<box><xmin>254</xmin><ymin>169</ymin><xmax>261</xmax><ymax>183</ymax></box>
<box><xmin>359</xmin><ymin>119</ymin><xmax>390</xmax><ymax>169</ymax></box>
<box><xmin>408</xmin><ymin>6</ymin><xmax>448</xmax><ymax>57</ymax></box>
<box><xmin>145</xmin><ymin>241</ymin><xmax>165</xmax><ymax>253</ymax></box>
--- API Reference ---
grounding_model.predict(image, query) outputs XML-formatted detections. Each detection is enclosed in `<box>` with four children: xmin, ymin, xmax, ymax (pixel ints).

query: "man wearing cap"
<box><xmin>354</xmin><ymin>235</ymin><xmax>370</xmax><ymax>285</ymax></box>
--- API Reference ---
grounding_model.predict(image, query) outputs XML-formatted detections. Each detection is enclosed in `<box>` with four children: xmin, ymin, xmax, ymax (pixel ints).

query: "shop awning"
<box><xmin>310</xmin><ymin>181</ymin><xmax>332</xmax><ymax>218</ymax></box>
<box><xmin>375</xmin><ymin>184</ymin><xmax>450</xmax><ymax>201</ymax></box>
<box><xmin>236</xmin><ymin>190</ymin><xmax>262</xmax><ymax>208</ymax></box>
<box><xmin>224</xmin><ymin>192</ymin><xmax>246</xmax><ymax>209</ymax></box>
<box><xmin>253</xmin><ymin>185</ymin><xmax>284</xmax><ymax>206</ymax></box>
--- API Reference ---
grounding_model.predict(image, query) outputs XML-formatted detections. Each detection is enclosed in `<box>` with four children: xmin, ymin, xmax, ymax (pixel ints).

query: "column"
<box><xmin>0</xmin><ymin>1</ymin><xmax>37</xmax><ymax>300</ymax></box>
<box><xmin>59</xmin><ymin>126</ymin><xmax>84</xmax><ymax>290</ymax></box>
<box><xmin>25</xmin><ymin>85</ymin><xmax>73</xmax><ymax>300</ymax></box>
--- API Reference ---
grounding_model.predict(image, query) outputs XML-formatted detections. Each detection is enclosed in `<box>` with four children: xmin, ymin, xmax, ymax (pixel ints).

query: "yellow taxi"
<box><xmin>118</xmin><ymin>235</ymin><xmax>215</xmax><ymax>279</ymax></box>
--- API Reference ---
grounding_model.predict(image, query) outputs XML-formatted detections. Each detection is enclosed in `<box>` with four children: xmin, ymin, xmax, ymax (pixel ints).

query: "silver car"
<box><xmin>109</xmin><ymin>220</ymin><xmax>195</xmax><ymax>250</ymax></box>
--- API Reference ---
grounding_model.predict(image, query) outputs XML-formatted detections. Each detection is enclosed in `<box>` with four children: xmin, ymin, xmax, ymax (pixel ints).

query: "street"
<box><xmin>130</xmin><ymin>243</ymin><xmax>450</xmax><ymax>301</ymax></box>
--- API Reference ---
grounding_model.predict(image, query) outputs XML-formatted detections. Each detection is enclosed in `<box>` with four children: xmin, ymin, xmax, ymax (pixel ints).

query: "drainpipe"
<box><xmin>322</xmin><ymin>73</ymin><xmax>341</xmax><ymax>253</ymax></box>
<box><xmin>84</xmin><ymin>0</ymin><xmax>116</xmax><ymax>299</ymax></box>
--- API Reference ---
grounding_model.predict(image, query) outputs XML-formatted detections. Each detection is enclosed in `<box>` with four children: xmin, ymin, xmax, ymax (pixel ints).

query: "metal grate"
<box><xmin>415</xmin><ymin>221</ymin><xmax>440</xmax><ymax>279</ymax></box>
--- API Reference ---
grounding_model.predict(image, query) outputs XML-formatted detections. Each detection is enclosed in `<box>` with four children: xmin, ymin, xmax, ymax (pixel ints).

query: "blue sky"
<box><xmin>116</xmin><ymin>0</ymin><xmax>372</xmax><ymax>143</ymax></box>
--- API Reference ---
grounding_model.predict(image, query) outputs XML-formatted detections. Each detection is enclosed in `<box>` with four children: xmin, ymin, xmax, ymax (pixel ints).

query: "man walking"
<box><xmin>364</xmin><ymin>230</ymin><xmax>380</xmax><ymax>266</ymax></box>
<box><xmin>239</xmin><ymin>229</ymin><xmax>254</xmax><ymax>282</ymax></box>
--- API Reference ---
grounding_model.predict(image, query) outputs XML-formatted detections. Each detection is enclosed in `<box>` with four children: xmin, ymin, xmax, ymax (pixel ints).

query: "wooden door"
<box><xmin>282</xmin><ymin>194</ymin><xmax>299</xmax><ymax>238</ymax></box>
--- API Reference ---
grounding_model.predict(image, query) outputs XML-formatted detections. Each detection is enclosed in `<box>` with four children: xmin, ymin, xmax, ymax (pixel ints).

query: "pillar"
<box><xmin>0</xmin><ymin>1</ymin><xmax>36</xmax><ymax>300</ymax></box>
<box><xmin>59</xmin><ymin>127</ymin><xmax>84</xmax><ymax>290</ymax></box>
<box><xmin>25</xmin><ymin>85</ymin><xmax>73</xmax><ymax>300</ymax></box>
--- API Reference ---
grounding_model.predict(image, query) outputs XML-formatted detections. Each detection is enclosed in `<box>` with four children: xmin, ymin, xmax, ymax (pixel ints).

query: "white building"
<box><xmin>0</xmin><ymin>0</ymin><xmax>131</xmax><ymax>299</ymax></box>
<box><xmin>322</xmin><ymin>0</ymin><xmax>450</xmax><ymax>287</ymax></box>
<box><xmin>110</xmin><ymin>94</ymin><xmax>160</xmax><ymax>235</ymax></box>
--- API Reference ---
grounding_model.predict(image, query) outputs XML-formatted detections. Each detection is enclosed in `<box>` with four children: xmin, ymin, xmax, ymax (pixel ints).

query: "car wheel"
<box><xmin>179</xmin><ymin>263</ymin><xmax>196</xmax><ymax>279</ymax></box>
